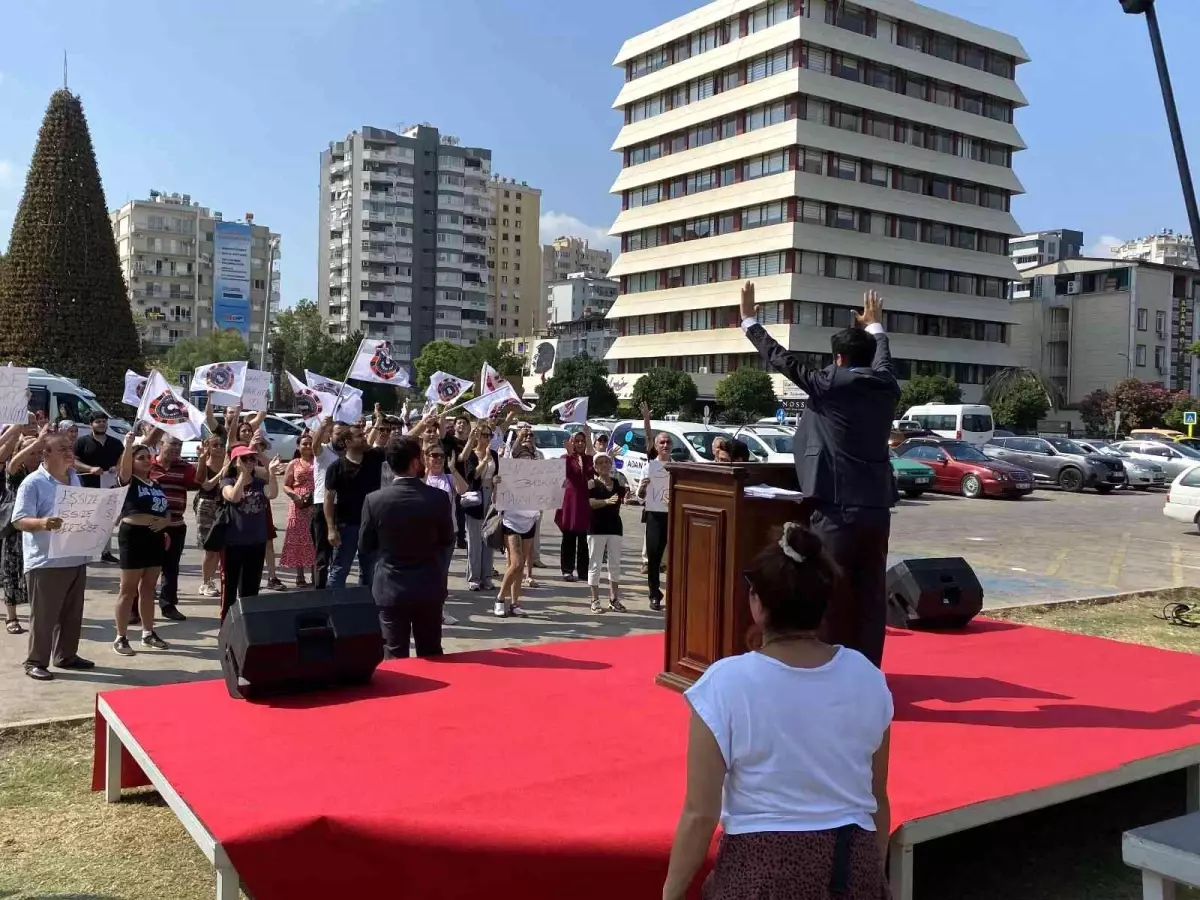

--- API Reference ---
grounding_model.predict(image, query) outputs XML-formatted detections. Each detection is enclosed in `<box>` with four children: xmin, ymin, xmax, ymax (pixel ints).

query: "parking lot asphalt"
<box><xmin>0</xmin><ymin>486</ymin><xmax>1193</xmax><ymax>725</ymax></box>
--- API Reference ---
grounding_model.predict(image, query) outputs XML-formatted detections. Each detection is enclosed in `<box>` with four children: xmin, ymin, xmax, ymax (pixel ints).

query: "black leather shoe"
<box><xmin>24</xmin><ymin>665</ymin><xmax>53</xmax><ymax>681</ymax></box>
<box><xmin>55</xmin><ymin>656</ymin><xmax>95</xmax><ymax>670</ymax></box>
<box><xmin>159</xmin><ymin>605</ymin><xmax>187</xmax><ymax>622</ymax></box>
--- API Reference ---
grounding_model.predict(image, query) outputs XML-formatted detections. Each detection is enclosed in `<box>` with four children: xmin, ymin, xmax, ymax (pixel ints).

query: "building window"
<box><xmin>1155</xmin><ymin>345</ymin><xmax>1166</xmax><ymax>370</ymax></box>
<box><xmin>1137</xmin><ymin>308</ymin><xmax>1148</xmax><ymax>331</ymax></box>
<box><xmin>1136</xmin><ymin>344</ymin><xmax>1147</xmax><ymax>367</ymax></box>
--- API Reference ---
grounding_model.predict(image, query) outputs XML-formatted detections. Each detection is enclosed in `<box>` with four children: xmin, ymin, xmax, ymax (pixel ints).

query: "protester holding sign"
<box><xmin>12</xmin><ymin>432</ymin><xmax>91</xmax><ymax>681</ymax></box>
<box><xmin>112</xmin><ymin>434</ymin><xmax>172</xmax><ymax>656</ymax></box>
<box><xmin>637</xmin><ymin>401</ymin><xmax>672</xmax><ymax>612</ymax></box>
<box><xmin>493</xmin><ymin>428</ymin><xmax>544</xmax><ymax>618</ymax></box>
<box><xmin>586</xmin><ymin>453</ymin><xmax>627</xmax><ymax>614</ymax></box>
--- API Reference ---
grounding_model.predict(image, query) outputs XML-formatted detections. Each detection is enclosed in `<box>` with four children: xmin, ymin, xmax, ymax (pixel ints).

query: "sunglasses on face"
<box><xmin>427</xmin><ymin>452</ymin><xmax>445</xmax><ymax>459</ymax></box>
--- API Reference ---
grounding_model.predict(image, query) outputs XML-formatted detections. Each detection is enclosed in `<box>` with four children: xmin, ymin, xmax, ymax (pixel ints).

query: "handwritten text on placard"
<box><xmin>0</xmin><ymin>366</ymin><xmax>29</xmax><ymax>426</ymax></box>
<box><xmin>644</xmin><ymin>460</ymin><xmax>670</xmax><ymax>513</ymax></box>
<box><xmin>494</xmin><ymin>458</ymin><xmax>566</xmax><ymax>511</ymax></box>
<box><xmin>48</xmin><ymin>486</ymin><xmax>125</xmax><ymax>559</ymax></box>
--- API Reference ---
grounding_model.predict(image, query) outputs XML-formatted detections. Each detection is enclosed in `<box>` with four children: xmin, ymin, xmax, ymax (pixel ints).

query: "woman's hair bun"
<box><xmin>785</xmin><ymin>522</ymin><xmax>824</xmax><ymax>562</ymax></box>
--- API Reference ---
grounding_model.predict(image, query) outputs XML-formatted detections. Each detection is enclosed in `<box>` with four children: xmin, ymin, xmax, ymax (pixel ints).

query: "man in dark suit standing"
<box><xmin>740</xmin><ymin>283</ymin><xmax>900</xmax><ymax>667</ymax></box>
<box><xmin>360</xmin><ymin>435</ymin><xmax>455</xmax><ymax>659</ymax></box>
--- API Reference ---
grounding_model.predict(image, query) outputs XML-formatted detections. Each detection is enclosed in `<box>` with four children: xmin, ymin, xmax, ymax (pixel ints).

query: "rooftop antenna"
<box><xmin>63</xmin><ymin>51</ymin><xmax>68</xmax><ymax>89</ymax></box>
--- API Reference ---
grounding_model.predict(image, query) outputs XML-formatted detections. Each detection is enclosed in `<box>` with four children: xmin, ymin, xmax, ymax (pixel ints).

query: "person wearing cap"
<box><xmin>74</xmin><ymin>412</ymin><xmax>123</xmax><ymax>564</ymax></box>
<box><xmin>219</xmin><ymin>445</ymin><xmax>286</xmax><ymax>619</ymax></box>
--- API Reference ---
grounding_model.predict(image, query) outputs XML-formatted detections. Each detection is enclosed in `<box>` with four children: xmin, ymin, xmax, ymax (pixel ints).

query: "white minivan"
<box><xmin>901</xmin><ymin>404</ymin><xmax>994</xmax><ymax>446</ymax></box>
<box><xmin>28</xmin><ymin>370</ymin><xmax>131</xmax><ymax>437</ymax></box>
<box><xmin>606</xmin><ymin>418</ymin><xmax>734</xmax><ymax>484</ymax></box>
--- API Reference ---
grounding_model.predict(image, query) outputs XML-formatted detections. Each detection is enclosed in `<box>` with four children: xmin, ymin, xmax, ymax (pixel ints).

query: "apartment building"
<box><xmin>605</xmin><ymin>0</ymin><xmax>1028</xmax><ymax>402</ymax></box>
<box><xmin>1111</xmin><ymin>230</ymin><xmax>1197</xmax><ymax>269</ymax></box>
<box><xmin>111</xmin><ymin>192</ymin><xmax>280</xmax><ymax>353</ymax></box>
<box><xmin>487</xmin><ymin>176</ymin><xmax>542</xmax><ymax>341</ymax></box>
<box><xmin>1008</xmin><ymin>228</ymin><xmax>1082</xmax><ymax>299</ymax></box>
<box><xmin>317</xmin><ymin>125</ymin><xmax>492</xmax><ymax>364</ymax></box>
<box><xmin>1013</xmin><ymin>258</ymin><xmax>1200</xmax><ymax>406</ymax></box>
<box><xmin>541</xmin><ymin>236</ymin><xmax>614</xmax><ymax>334</ymax></box>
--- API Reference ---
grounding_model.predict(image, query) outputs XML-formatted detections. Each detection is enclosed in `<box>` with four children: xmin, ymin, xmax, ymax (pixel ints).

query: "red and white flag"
<box><xmin>122</xmin><ymin>370</ymin><xmax>148</xmax><ymax>408</ymax></box>
<box><xmin>305</xmin><ymin>370</ymin><xmax>362</xmax><ymax>424</ymax></box>
<box><xmin>480</xmin><ymin>361</ymin><xmax>508</xmax><ymax>395</ymax></box>
<box><xmin>287</xmin><ymin>372</ymin><xmax>338</xmax><ymax>430</ymax></box>
<box><xmin>136</xmin><ymin>371</ymin><xmax>205</xmax><ymax>440</ymax></box>
<box><xmin>425</xmin><ymin>371</ymin><xmax>473</xmax><ymax>406</ymax></box>
<box><xmin>551</xmin><ymin>396</ymin><xmax>589</xmax><ymax>424</ymax></box>
<box><xmin>463</xmin><ymin>382</ymin><xmax>532</xmax><ymax>420</ymax></box>
<box><xmin>349</xmin><ymin>339</ymin><xmax>410</xmax><ymax>387</ymax></box>
<box><xmin>190</xmin><ymin>360</ymin><xmax>247</xmax><ymax>396</ymax></box>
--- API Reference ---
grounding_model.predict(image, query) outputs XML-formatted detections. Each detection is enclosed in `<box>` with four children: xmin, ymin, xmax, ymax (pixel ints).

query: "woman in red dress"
<box><xmin>280</xmin><ymin>433</ymin><xmax>317</xmax><ymax>587</ymax></box>
<box><xmin>554</xmin><ymin>426</ymin><xmax>595</xmax><ymax>582</ymax></box>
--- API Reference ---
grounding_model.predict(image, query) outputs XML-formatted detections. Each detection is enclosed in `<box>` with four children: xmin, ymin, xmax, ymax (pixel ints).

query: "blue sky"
<box><xmin>0</xmin><ymin>0</ymin><xmax>1198</xmax><ymax>307</ymax></box>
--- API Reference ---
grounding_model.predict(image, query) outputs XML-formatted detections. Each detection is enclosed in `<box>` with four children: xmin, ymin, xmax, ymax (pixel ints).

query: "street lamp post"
<box><xmin>259</xmin><ymin>234</ymin><xmax>279</xmax><ymax>371</ymax></box>
<box><xmin>1120</xmin><ymin>0</ymin><xmax>1200</xmax><ymax>250</ymax></box>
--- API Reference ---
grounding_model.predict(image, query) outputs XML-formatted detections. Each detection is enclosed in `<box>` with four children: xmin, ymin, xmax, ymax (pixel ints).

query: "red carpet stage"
<box><xmin>93</xmin><ymin>622</ymin><xmax>1200</xmax><ymax>900</ymax></box>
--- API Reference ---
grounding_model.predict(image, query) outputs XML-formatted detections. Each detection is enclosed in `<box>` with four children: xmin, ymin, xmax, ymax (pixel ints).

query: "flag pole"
<box><xmin>330</xmin><ymin>339</ymin><xmax>364</xmax><ymax>418</ymax></box>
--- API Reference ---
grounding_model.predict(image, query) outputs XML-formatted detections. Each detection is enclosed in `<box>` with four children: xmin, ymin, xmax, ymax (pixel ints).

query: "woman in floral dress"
<box><xmin>2</xmin><ymin>425</ymin><xmax>46</xmax><ymax>634</ymax></box>
<box><xmin>280</xmin><ymin>433</ymin><xmax>317</xmax><ymax>587</ymax></box>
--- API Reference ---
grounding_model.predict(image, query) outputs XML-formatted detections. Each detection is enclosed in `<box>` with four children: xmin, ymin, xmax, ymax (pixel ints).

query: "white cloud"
<box><xmin>539</xmin><ymin>211</ymin><xmax>619</xmax><ymax>254</ymax></box>
<box><xmin>0</xmin><ymin>160</ymin><xmax>14</xmax><ymax>189</ymax></box>
<box><xmin>1087</xmin><ymin>234</ymin><xmax>1123</xmax><ymax>258</ymax></box>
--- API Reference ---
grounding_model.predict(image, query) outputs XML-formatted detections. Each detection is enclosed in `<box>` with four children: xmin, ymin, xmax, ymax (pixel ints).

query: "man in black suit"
<box><xmin>360</xmin><ymin>435</ymin><xmax>455</xmax><ymax>659</ymax></box>
<box><xmin>741</xmin><ymin>283</ymin><xmax>900</xmax><ymax>667</ymax></box>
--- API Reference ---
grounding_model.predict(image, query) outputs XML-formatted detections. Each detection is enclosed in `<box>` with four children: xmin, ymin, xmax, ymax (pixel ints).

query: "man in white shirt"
<box><xmin>309</xmin><ymin>417</ymin><xmax>347</xmax><ymax>590</ymax></box>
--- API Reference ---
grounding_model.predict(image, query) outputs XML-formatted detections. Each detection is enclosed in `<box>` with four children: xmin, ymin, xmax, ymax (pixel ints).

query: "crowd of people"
<box><xmin>1</xmin><ymin>393</ymin><xmax>681</xmax><ymax>678</ymax></box>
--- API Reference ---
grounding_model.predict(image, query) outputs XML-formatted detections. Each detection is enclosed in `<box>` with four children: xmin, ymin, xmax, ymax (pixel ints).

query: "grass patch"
<box><xmin>2</xmin><ymin>596</ymin><xmax>1199</xmax><ymax>899</ymax></box>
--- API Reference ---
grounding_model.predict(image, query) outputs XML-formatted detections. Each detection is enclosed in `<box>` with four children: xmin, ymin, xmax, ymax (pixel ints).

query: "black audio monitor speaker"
<box><xmin>886</xmin><ymin>557</ymin><xmax>983</xmax><ymax>629</ymax></box>
<box><xmin>218</xmin><ymin>587</ymin><xmax>384</xmax><ymax>700</ymax></box>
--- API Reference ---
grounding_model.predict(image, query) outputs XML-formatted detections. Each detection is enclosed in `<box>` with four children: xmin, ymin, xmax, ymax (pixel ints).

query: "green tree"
<box><xmin>271</xmin><ymin>299</ymin><xmax>355</xmax><ymax>378</ymax></box>
<box><xmin>630</xmin><ymin>367</ymin><xmax>698</xmax><ymax>418</ymax></box>
<box><xmin>715</xmin><ymin>367</ymin><xmax>777</xmax><ymax>425</ymax></box>
<box><xmin>413</xmin><ymin>340</ymin><xmax>475</xmax><ymax>391</ymax></box>
<box><xmin>982</xmin><ymin>367</ymin><xmax>1062</xmax><ymax>412</ymax></box>
<box><xmin>1164</xmin><ymin>393</ymin><xmax>1200</xmax><ymax>432</ymax></box>
<box><xmin>535</xmin><ymin>354</ymin><xmax>619</xmax><ymax>420</ymax></box>
<box><xmin>0</xmin><ymin>90</ymin><xmax>143</xmax><ymax>409</ymax></box>
<box><xmin>898</xmin><ymin>374</ymin><xmax>961</xmax><ymax>414</ymax></box>
<box><xmin>988</xmin><ymin>373</ymin><xmax>1050</xmax><ymax>431</ymax></box>
<box><xmin>1078</xmin><ymin>388</ymin><xmax>1112</xmax><ymax>435</ymax></box>
<box><xmin>165</xmin><ymin>331</ymin><xmax>252</xmax><ymax>372</ymax></box>
<box><xmin>1110</xmin><ymin>378</ymin><xmax>1174</xmax><ymax>429</ymax></box>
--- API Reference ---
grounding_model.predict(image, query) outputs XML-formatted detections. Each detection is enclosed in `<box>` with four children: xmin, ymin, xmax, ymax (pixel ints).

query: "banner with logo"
<box><xmin>306</xmin><ymin>370</ymin><xmax>363</xmax><ymax>424</ymax></box>
<box><xmin>480</xmin><ymin>361</ymin><xmax>508</xmax><ymax>395</ymax></box>
<box><xmin>135</xmin><ymin>371</ymin><xmax>204</xmax><ymax>440</ymax></box>
<box><xmin>551</xmin><ymin>396</ymin><xmax>588</xmax><ymax>424</ymax></box>
<box><xmin>426</xmin><ymin>371</ymin><xmax>473</xmax><ymax>406</ymax></box>
<box><xmin>190</xmin><ymin>361</ymin><xmax>247</xmax><ymax>397</ymax></box>
<box><xmin>287</xmin><ymin>372</ymin><xmax>337</xmax><ymax>430</ymax></box>
<box><xmin>462</xmin><ymin>382</ymin><xmax>533</xmax><ymax>420</ymax></box>
<box><xmin>349</xmin><ymin>339</ymin><xmax>410</xmax><ymax>387</ymax></box>
<box><xmin>122</xmin><ymin>370</ymin><xmax>148</xmax><ymax>408</ymax></box>
<box><xmin>213</xmin><ymin>221</ymin><xmax>253</xmax><ymax>337</ymax></box>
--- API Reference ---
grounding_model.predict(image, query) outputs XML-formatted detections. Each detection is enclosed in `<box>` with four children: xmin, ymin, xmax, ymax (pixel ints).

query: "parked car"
<box><xmin>895</xmin><ymin>438</ymin><xmax>1033</xmax><ymax>499</ymax></box>
<box><xmin>27</xmin><ymin>369</ymin><xmax>131</xmax><ymax>439</ymax></box>
<box><xmin>1163</xmin><ymin>465</ymin><xmax>1200</xmax><ymax>529</ymax></box>
<box><xmin>504</xmin><ymin>424</ymin><xmax>572</xmax><ymax>459</ymax></box>
<box><xmin>1075</xmin><ymin>440</ymin><xmax>1166</xmax><ymax>490</ymax></box>
<box><xmin>735</xmin><ymin>425</ymin><xmax>793</xmax><ymax>463</ymax></box>
<box><xmin>1129</xmin><ymin>428</ymin><xmax>1185</xmax><ymax>444</ymax></box>
<box><xmin>901</xmin><ymin>404</ymin><xmax>994</xmax><ymax>446</ymax></box>
<box><xmin>889</xmin><ymin>420</ymin><xmax>934</xmax><ymax>448</ymax></box>
<box><xmin>890</xmin><ymin>450</ymin><xmax>934</xmax><ymax>498</ymax></box>
<box><xmin>1112</xmin><ymin>440</ymin><xmax>1200</xmax><ymax>480</ymax></box>
<box><xmin>181</xmin><ymin>414</ymin><xmax>303</xmax><ymax>463</ymax></box>
<box><xmin>983</xmin><ymin>436</ymin><xmax>1124</xmax><ymax>493</ymax></box>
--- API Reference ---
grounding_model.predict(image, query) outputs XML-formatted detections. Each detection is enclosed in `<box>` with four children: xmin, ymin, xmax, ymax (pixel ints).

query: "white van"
<box><xmin>606</xmin><ymin>418</ymin><xmax>733</xmax><ymax>485</ymax></box>
<box><xmin>27</xmin><ymin>369</ymin><xmax>131</xmax><ymax>437</ymax></box>
<box><xmin>901</xmin><ymin>404</ymin><xmax>994</xmax><ymax>446</ymax></box>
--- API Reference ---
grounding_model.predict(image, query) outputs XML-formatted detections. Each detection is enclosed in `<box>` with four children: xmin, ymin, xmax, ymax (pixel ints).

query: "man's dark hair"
<box><xmin>830</xmin><ymin>328</ymin><xmax>877</xmax><ymax>368</ymax></box>
<box><xmin>386</xmin><ymin>435</ymin><xmax>423</xmax><ymax>475</ymax></box>
<box><xmin>90</xmin><ymin>411</ymin><xmax>109</xmax><ymax>424</ymax></box>
<box><xmin>730</xmin><ymin>440</ymin><xmax>752</xmax><ymax>462</ymax></box>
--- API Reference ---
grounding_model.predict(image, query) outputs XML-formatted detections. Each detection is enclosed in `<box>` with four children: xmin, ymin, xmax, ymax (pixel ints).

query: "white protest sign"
<box><xmin>617</xmin><ymin>454</ymin><xmax>647</xmax><ymax>494</ymax></box>
<box><xmin>48</xmin><ymin>485</ymin><xmax>125</xmax><ymax>559</ymax></box>
<box><xmin>644</xmin><ymin>460</ymin><xmax>670</xmax><ymax>513</ymax></box>
<box><xmin>0</xmin><ymin>366</ymin><xmax>29</xmax><ymax>426</ymax></box>
<box><xmin>494</xmin><ymin>457</ymin><xmax>566</xmax><ymax>511</ymax></box>
<box><xmin>239</xmin><ymin>369</ymin><xmax>270</xmax><ymax>412</ymax></box>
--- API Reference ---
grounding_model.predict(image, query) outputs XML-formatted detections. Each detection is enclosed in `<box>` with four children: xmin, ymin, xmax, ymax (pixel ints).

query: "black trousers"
<box><xmin>310</xmin><ymin>512</ymin><xmax>331</xmax><ymax>589</ymax></box>
<box><xmin>159</xmin><ymin>524</ymin><xmax>187</xmax><ymax>608</ymax></box>
<box><xmin>221</xmin><ymin>543</ymin><xmax>265</xmax><ymax>621</ymax></box>
<box><xmin>559</xmin><ymin>530</ymin><xmax>589</xmax><ymax>579</ymax></box>
<box><xmin>806</xmin><ymin>503</ymin><xmax>891</xmax><ymax>668</ymax></box>
<box><xmin>378</xmin><ymin>601</ymin><xmax>443</xmax><ymax>659</ymax></box>
<box><xmin>455</xmin><ymin>504</ymin><xmax>466</xmax><ymax>545</ymax></box>
<box><xmin>645</xmin><ymin>511</ymin><xmax>669</xmax><ymax>602</ymax></box>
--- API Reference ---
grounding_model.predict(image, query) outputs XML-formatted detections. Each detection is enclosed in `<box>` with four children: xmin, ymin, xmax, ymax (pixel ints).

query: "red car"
<box><xmin>895</xmin><ymin>438</ymin><xmax>1034</xmax><ymax>499</ymax></box>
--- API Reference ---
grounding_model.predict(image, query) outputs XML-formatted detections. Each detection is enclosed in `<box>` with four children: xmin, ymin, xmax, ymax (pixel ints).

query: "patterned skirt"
<box><xmin>703</xmin><ymin>828</ymin><xmax>889</xmax><ymax>900</ymax></box>
<box><xmin>194</xmin><ymin>497</ymin><xmax>218</xmax><ymax>549</ymax></box>
<box><xmin>1</xmin><ymin>529</ymin><xmax>25</xmax><ymax>606</ymax></box>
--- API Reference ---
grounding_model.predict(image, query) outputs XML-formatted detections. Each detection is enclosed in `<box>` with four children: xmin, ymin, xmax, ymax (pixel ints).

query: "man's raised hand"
<box><xmin>739</xmin><ymin>281</ymin><xmax>756</xmax><ymax>321</ymax></box>
<box><xmin>853</xmin><ymin>290</ymin><xmax>883</xmax><ymax>329</ymax></box>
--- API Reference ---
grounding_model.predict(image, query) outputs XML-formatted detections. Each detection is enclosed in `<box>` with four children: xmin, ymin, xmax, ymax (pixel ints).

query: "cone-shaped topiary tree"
<box><xmin>0</xmin><ymin>90</ymin><xmax>143</xmax><ymax>410</ymax></box>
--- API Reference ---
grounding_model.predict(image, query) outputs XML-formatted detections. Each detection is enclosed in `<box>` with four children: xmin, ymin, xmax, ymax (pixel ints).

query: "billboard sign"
<box><xmin>213</xmin><ymin>221</ymin><xmax>252</xmax><ymax>337</ymax></box>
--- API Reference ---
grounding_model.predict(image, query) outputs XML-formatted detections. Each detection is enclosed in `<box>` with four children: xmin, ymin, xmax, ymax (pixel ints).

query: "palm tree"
<box><xmin>982</xmin><ymin>367</ymin><xmax>1063</xmax><ymax>410</ymax></box>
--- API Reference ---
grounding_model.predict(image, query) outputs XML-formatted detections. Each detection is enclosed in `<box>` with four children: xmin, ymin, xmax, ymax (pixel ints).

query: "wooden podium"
<box><xmin>657</xmin><ymin>462</ymin><xmax>803</xmax><ymax>692</ymax></box>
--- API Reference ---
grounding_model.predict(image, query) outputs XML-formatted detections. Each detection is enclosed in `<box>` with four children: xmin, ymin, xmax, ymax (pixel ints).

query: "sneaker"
<box><xmin>100</xmin><ymin>551</ymin><xmax>118</xmax><ymax>564</ymax></box>
<box><xmin>198</xmin><ymin>580</ymin><xmax>218</xmax><ymax>598</ymax></box>
<box><xmin>468</xmin><ymin>582</ymin><xmax>481</xmax><ymax>592</ymax></box>
<box><xmin>113</xmin><ymin>637</ymin><xmax>135</xmax><ymax>657</ymax></box>
<box><xmin>523</xmin><ymin>577</ymin><xmax>539</xmax><ymax>588</ymax></box>
<box><xmin>609</xmin><ymin>599</ymin><xmax>627</xmax><ymax>612</ymax></box>
<box><xmin>442</xmin><ymin>613</ymin><xmax>459</xmax><ymax>626</ymax></box>
<box><xmin>24</xmin><ymin>665</ymin><xmax>53</xmax><ymax>681</ymax></box>
<box><xmin>493</xmin><ymin>601</ymin><xmax>507</xmax><ymax>617</ymax></box>
<box><xmin>562</xmin><ymin>573</ymin><xmax>577</xmax><ymax>583</ymax></box>
<box><xmin>141</xmin><ymin>631</ymin><xmax>170</xmax><ymax>650</ymax></box>
<box><xmin>482</xmin><ymin>580</ymin><xmax>496</xmax><ymax>591</ymax></box>
<box><xmin>509</xmin><ymin>604</ymin><xmax>529</xmax><ymax>618</ymax></box>
<box><xmin>159</xmin><ymin>604</ymin><xmax>187</xmax><ymax>622</ymax></box>
<box><xmin>590</xmin><ymin>599</ymin><xmax>606</xmax><ymax>614</ymax></box>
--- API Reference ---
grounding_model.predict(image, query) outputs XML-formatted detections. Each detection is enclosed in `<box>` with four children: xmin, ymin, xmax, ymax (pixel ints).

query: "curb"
<box><xmin>988</xmin><ymin>585</ymin><xmax>1198</xmax><ymax>615</ymax></box>
<box><xmin>0</xmin><ymin>712</ymin><xmax>92</xmax><ymax>737</ymax></box>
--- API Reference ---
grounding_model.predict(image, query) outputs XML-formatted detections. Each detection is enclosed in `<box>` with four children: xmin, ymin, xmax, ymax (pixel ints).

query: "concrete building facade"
<box><xmin>111</xmin><ymin>192</ymin><xmax>280</xmax><ymax>353</ymax></box>
<box><xmin>318</xmin><ymin>125</ymin><xmax>492</xmax><ymax>364</ymax></box>
<box><xmin>1008</xmin><ymin>228</ymin><xmax>1082</xmax><ymax>300</ymax></box>
<box><xmin>604</xmin><ymin>0</ymin><xmax>1029</xmax><ymax>402</ymax></box>
<box><xmin>1014</xmin><ymin>257</ymin><xmax>1200</xmax><ymax>406</ymax></box>
<box><xmin>487</xmin><ymin>177</ymin><xmax>542</xmax><ymax>342</ymax></box>
<box><xmin>540</xmin><ymin>236</ymin><xmax>615</xmax><ymax>315</ymax></box>
<box><xmin>1110</xmin><ymin>231</ymin><xmax>1197</xmax><ymax>270</ymax></box>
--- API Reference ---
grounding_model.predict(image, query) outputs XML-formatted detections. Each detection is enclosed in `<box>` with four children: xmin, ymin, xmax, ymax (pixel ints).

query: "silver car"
<box><xmin>1112</xmin><ymin>440</ymin><xmax>1200</xmax><ymax>480</ymax></box>
<box><xmin>1077</xmin><ymin>440</ymin><xmax>1166</xmax><ymax>490</ymax></box>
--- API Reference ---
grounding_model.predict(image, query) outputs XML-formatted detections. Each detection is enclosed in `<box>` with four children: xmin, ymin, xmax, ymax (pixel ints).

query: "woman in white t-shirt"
<box><xmin>491</xmin><ymin>426</ymin><xmax>542</xmax><ymax>619</ymax></box>
<box><xmin>663</xmin><ymin>522</ymin><xmax>893</xmax><ymax>900</ymax></box>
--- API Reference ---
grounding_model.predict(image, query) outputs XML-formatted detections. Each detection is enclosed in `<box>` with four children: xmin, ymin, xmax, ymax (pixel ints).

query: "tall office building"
<box><xmin>487</xmin><ymin>176</ymin><xmax>542</xmax><ymax>341</ymax></box>
<box><xmin>1009</xmin><ymin>228</ymin><xmax>1083</xmax><ymax>299</ymax></box>
<box><xmin>318</xmin><ymin>125</ymin><xmax>492</xmax><ymax>363</ymax></box>
<box><xmin>1111</xmin><ymin>231</ymin><xmax>1197</xmax><ymax>269</ymax></box>
<box><xmin>541</xmin><ymin>236</ymin><xmax>615</xmax><ymax>330</ymax></box>
<box><xmin>111</xmin><ymin>192</ymin><xmax>280</xmax><ymax>353</ymax></box>
<box><xmin>605</xmin><ymin>0</ymin><xmax>1028</xmax><ymax>403</ymax></box>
